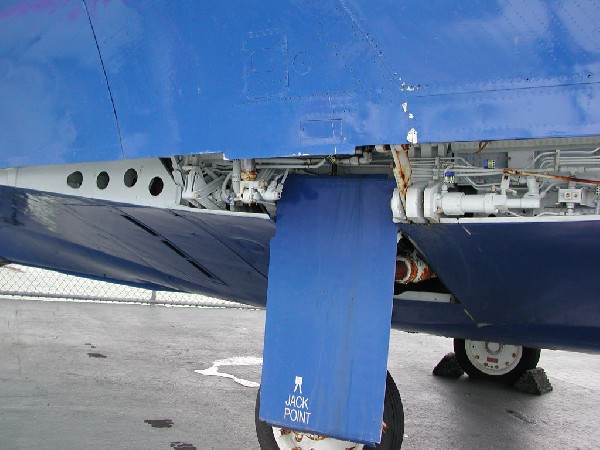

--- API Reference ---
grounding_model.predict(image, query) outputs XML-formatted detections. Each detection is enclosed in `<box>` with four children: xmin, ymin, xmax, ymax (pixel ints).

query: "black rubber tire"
<box><xmin>454</xmin><ymin>338</ymin><xmax>541</xmax><ymax>384</ymax></box>
<box><xmin>255</xmin><ymin>371</ymin><xmax>404</xmax><ymax>449</ymax></box>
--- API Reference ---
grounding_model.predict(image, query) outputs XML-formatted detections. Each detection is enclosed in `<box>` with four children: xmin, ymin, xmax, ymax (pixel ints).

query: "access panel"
<box><xmin>260</xmin><ymin>175</ymin><xmax>397</xmax><ymax>445</ymax></box>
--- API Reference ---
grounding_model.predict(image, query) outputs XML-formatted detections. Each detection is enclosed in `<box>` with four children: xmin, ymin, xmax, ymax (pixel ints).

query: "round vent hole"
<box><xmin>124</xmin><ymin>168</ymin><xmax>138</xmax><ymax>187</ymax></box>
<box><xmin>67</xmin><ymin>171</ymin><xmax>83</xmax><ymax>189</ymax></box>
<box><xmin>149</xmin><ymin>177</ymin><xmax>164</xmax><ymax>196</ymax></box>
<box><xmin>96</xmin><ymin>171</ymin><xmax>109</xmax><ymax>190</ymax></box>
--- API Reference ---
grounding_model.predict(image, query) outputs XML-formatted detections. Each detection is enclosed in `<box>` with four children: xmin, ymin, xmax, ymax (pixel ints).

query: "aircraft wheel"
<box><xmin>255</xmin><ymin>371</ymin><xmax>404</xmax><ymax>449</ymax></box>
<box><xmin>454</xmin><ymin>338</ymin><xmax>541</xmax><ymax>384</ymax></box>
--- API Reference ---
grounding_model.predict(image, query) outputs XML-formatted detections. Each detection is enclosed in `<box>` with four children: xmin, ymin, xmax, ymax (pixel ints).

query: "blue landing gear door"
<box><xmin>260</xmin><ymin>175</ymin><xmax>397</xmax><ymax>445</ymax></box>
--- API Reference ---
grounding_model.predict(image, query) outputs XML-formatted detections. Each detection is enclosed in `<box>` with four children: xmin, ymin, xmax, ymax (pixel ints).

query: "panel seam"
<box><xmin>82</xmin><ymin>0</ymin><xmax>125</xmax><ymax>160</ymax></box>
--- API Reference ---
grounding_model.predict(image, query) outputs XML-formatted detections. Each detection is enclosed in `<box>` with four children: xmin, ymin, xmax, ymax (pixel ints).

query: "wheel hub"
<box><xmin>465</xmin><ymin>340</ymin><xmax>523</xmax><ymax>376</ymax></box>
<box><xmin>484</xmin><ymin>342</ymin><xmax>502</xmax><ymax>355</ymax></box>
<box><xmin>272</xmin><ymin>427</ymin><xmax>364</xmax><ymax>450</ymax></box>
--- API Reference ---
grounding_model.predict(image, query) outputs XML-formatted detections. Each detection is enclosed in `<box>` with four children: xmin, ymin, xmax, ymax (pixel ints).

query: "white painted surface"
<box><xmin>195</xmin><ymin>356</ymin><xmax>262</xmax><ymax>387</ymax></box>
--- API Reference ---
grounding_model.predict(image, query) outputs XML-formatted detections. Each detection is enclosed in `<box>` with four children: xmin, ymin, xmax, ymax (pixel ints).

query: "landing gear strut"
<box><xmin>255</xmin><ymin>372</ymin><xmax>404</xmax><ymax>449</ymax></box>
<box><xmin>454</xmin><ymin>338</ymin><xmax>541</xmax><ymax>384</ymax></box>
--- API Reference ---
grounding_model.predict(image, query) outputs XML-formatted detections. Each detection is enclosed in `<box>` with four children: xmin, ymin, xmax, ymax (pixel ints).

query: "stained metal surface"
<box><xmin>391</xmin><ymin>144</ymin><xmax>413</xmax><ymax>210</ymax></box>
<box><xmin>1</xmin><ymin>1</ymin><xmax>600</xmax><ymax>167</ymax></box>
<box><xmin>260</xmin><ymin>175</ymin><xmax>397</xmax><ymax>444</ymax></box>
<box><xmin>503</xmin><ymin>168</ymin><xmax>600</xmax><ymax>185</ymax></box>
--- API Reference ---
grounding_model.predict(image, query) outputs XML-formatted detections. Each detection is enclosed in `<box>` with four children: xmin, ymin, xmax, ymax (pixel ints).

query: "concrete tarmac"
<box><xmin>0</xmin><ymin>299</ymin><xmax>599</xmax><ymax>449</ymax></box>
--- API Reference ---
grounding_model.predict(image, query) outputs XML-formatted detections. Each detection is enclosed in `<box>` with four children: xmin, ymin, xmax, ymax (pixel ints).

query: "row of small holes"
<box><xmin>66</xmin><ymin>169</ymin><xmax>163</xmax><ymax>196</ymax></box>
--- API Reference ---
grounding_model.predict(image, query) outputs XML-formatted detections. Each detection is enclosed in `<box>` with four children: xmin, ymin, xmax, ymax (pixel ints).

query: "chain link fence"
<box><xmin>0</xmin><ymin>264</ymin><xmax>255</xmax><ymax>309</ymax></box>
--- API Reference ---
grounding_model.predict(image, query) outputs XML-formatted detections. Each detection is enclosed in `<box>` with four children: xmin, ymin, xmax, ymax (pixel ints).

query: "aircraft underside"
<box><xmin>1</xmin><ymin>135</ymin><xmax>599</xmax><ymax>354</ymax></box>
<box><xmin>3</xmin><ymin>1</ymin><xmax>600</xmax><ymax>447</ymax></box>
<box><xmin>1</xmin><ymin>135</ymin><xmax>600</xmax><ymax>446</ymax></box>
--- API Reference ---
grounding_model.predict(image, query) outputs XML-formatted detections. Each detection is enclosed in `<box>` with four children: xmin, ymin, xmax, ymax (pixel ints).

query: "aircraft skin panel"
<box><xmin>171</xmin><ymin>210</ymin><xmax>272</xmax><ymax>278</ymax></box>
<box><xmin>397</xmin><ymin>220</ymin><xmax>600</xmax><ymax>329</ymax></box>
<box><xmin>409</xmin><ymin>82</ymin><xmax>600</xmax><ymax>143</ymax></box>
<box><xmin>0</xmin><ymin>185</ymin><xmax>274</xmax><ymax>306</ymax></box>
<box><xmin>391</xmin><ymin>301</ymin><xmax>600</xmax><ymax>354</ymax></box>
<box><xmin>0</xmin><ymin>0</ymin><xmax>123</xmax><ymax>167</ymax></box>
<box><xmin>2</xmin><ymin>1</ymin><xmax>600</xmax><ymax>167</ymax></box>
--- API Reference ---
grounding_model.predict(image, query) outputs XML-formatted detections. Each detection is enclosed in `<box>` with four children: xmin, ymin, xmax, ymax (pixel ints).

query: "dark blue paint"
<box><xmin>0</xmin><ymin>185</ymin><xmax>274</xmax><ymax>306</ymax></box>
<box><xmin>260</xmin><ymin>176</ymin><xmax>397</xmax><ymax>444</ymax></box>
<box><xmin>392</xmin><ymin>301</ymin><xmax>600</xmax><ymax>354</ymax></box>
<box><xmin>397</xmin><ymin>220</ymin><xmax>600</xmax><ymax>328</ymax></box>
<box><xmin>1</xmin><ymin>1</ymin><xmax>599</xmax><ymax>166</ymax></box>
<box><xmin>0</xmin><ymin>178</ymin><xmax>599</xmax><ymax>352</ymax></box>
<box><xmin>395</xmin><ymin>219</ymin><xmax>600</xmax><ymax>353</ymax></box>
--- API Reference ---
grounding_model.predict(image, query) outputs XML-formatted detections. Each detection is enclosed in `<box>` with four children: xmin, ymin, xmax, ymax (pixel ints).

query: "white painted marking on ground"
<box><xmin>195</xmin><ymin>356</ymin><xmax>262</xmax><ymax>387</ymax></box>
